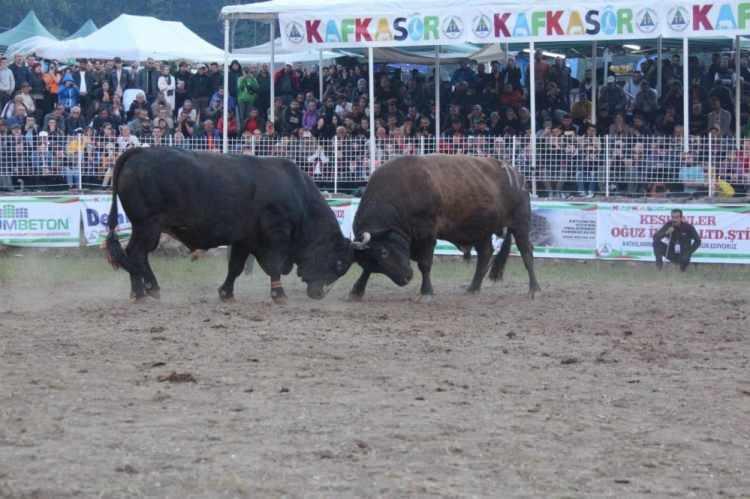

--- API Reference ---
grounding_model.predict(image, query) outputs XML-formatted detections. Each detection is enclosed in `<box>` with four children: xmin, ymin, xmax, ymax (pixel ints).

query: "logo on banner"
<box><xmin>472</xmin><ymin>15</ymin><xmax>491</xmax><ymax>38</ymax></box>
<box><xmin>1</xmin><ymin>204</ymin><xmax>28</xmax><ymax>219</ymax></box>
<box><xmin>635</xmin><ymin>8</ymin><xmax>658</xmax><ymax>34</ymax></box>
<box><xmin>285</xmin><ymin>21</ymin><xmax>305</xmax><ymax>44</ymax></box>
<box><xmin>442</xmin><ymin>16</ymin><xmax>464</xmax><ymax>39</ymax></box>
<box><xmin>667</xmin><ymin>7</ymin><xmax>690</xmax><ymax>31</ymax></box>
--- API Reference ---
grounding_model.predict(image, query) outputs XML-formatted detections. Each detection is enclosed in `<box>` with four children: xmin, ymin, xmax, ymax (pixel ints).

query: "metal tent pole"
<box><xmin>736</xmin><ymin>35</ymin><xmax>742</xmax><ymax>150</ymax></box>
<box><xmin>657</xmin><ymin>36</ymin><xmax>663</xmax><ymax>98</ymax></box>
<box><xmin>591</xmin><ymin>41</ymin><xmax>597</xmax><ymax>124</ymax></box>
<box><xmin>529</xmin><ymin>41</ymin><xmax>537</xmax><ymax>197</ymax></box>
<box><xmin>683</xmin><ymin>37</ymin><xmax>689</xmax><ymax>152</ymax></box>
<box><xmin>319</xmin><ymin>50</ymin><xmax>324</xmax><ymax>102</ymax></box>
<box><xmin>368</xmin><ymin>47</ymin><xmax>376</xmax><ymax>175</ymax></box>
<box><xmin>435</xmin><ymin>45</ymin><xmax>441</xmax><ymax>152</ymax></box>
<box><xmin>222</xmin><ymin>18</ymin><xmax>230</xmax><ymax>154</ymax></box>
<box><xmin>270</xmin><ymin>19</ymin><xmax>276</xmax><ymax>125</ymax></box>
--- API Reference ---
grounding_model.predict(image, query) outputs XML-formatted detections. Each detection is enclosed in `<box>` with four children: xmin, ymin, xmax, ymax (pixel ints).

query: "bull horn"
<box><xmin>351</xmin><ymin>232</ymin><xmax>371</xmax><ymax>250</ymax></box>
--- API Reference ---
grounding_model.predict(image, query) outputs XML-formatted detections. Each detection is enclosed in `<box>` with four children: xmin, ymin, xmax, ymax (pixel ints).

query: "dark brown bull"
<box><xmin>349</xmin><ymin>154</ymin><xmax>540</xmax><ymax>299</ymax></box>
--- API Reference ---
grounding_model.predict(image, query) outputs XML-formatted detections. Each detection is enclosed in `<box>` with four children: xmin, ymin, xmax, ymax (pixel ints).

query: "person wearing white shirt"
<box><xmin>117</xmin><ymin>125</ymin><xmax>141</xmax><ymax>152</ymax></box>
<box><xmin>157</xmin><ymin>65</ymin><xmax>176</xmax><ymax>112</ymax></box>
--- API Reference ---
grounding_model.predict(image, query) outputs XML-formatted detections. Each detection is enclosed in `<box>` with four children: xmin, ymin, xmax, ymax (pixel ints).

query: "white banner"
<box><xmin>79</xmin><ymin>195</ymin><xmax>131</xmax><ymax>247</ymax></box>
<box><xmin>279</xmin><ymin>1</ymin><xmax>750</xmax><ymax>49</ymax></box>
<box><xmin>596</xmin><ymin>203</ymin><xmax>750</xmax><ymax>263</ymax></box>
<box><xmin>0</xmin><ymin>196</ymin><xmax>80</xmax><ymax>247</ymax></box>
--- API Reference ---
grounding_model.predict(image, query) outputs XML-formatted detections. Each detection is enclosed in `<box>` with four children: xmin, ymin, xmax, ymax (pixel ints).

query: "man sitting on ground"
<box><xmin>652</xmin><ymin>209</ymin><xmax>702</xmax><ymax>271</ymax></box>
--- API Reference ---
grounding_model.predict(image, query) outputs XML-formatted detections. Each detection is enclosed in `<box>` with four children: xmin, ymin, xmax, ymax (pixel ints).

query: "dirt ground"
<box><xmin>1</xmin><ymin>253</ymin><xmax>749</xmax><ymax>499</ymax></box>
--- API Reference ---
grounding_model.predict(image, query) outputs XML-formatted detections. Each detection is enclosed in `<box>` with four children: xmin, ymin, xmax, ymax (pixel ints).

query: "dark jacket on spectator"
<box><xmin>73</xmin><ymin>71</ymin><xmax>97</xmax><ymax>96</ymax></box>
<box><xmin>189</xmin><ymin>73</ymin><xmax>212</xmax><ymax>100</ymax></box>
<box><xmin>109</xmin><ymin>68</ymin><xmax>132</xmax><ymax>93</ymax></box>
<box><xmin>9</xmin><ymin>63</ymin><xmax>31</xmax><ymax>92</ymax></box>
<box><xmin>135</xmin><ymin>67</ymin><xmax>160</xmax><ymax>99</ymax></box>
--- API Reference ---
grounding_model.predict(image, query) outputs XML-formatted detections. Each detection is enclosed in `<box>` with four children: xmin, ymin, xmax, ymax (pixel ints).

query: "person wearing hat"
<box><xmin>58</xmin><ymin>73</ymin><xmax>80</xmax><ymax>112</ymax></box>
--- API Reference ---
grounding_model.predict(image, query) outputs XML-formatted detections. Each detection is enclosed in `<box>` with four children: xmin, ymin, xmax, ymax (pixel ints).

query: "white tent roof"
<box><xmin>34</xmin><ymin>14</ymin><xmax>225</xmax><ymax>62</ymax></box>
<box><xmin>4</xmin><ymin>35</ymin><xmax>59</xmax><ymax>57</ymax></box>
<box><xmin>222</xmin><ymin>0</ymin><xmax>505</xmax><ymax>19</ymax></box>
<box><xmin>234</xmin><ymin>37</ymin><xmax>347</xmax><ymax>63</ymax></box>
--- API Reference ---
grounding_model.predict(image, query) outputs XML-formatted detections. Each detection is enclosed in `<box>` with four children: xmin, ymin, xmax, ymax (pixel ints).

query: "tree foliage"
<box><xmin>0</xmin><ymin>0</ymin><xmax>268</xmax><ymax>46</ymax></box>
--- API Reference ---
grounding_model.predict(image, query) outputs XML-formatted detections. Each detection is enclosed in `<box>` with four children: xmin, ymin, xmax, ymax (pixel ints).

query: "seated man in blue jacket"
<box><xmin>652</xmin><ymin>209</ymin><xmax>702</xmax><ymax>271</ymax></box>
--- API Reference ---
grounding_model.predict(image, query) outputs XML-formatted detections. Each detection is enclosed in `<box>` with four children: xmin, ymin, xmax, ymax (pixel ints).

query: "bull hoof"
<box><xmin>528</xmin><ymin>285</ymin><xmax>541</xmax><ymax>300</ymax></box>
<box><xmin>272</xmin><ymin>295</ymin><xmax>288</xmax><ymax>306</ymax></box>
<box><xmin>348</xmin><ymin>293</ymin><xmax>364</xmax><ymax>302</ymax></box>
<box><xmin>146</xmin><ymin>288</ymin><xmax>161</xmax><ymax>300</ymax></box>
<box><xmin>488</xmin><ymin>271</ymin><xmax>503</xmax><ymax>282</ymax></box>
<box><xmin>415</xmin><ymin>294</ymin><xmax>433</xmax><ymax>303</ymax></box>
<box><xmin>129</xmin><ymin>293</ymin><xmax>146</xmax><ymax>303</ymax></box>
<box><xmin>466</xmin><ymin>286</ymin><xmax>481</xmax><ymax>295</ymax></box>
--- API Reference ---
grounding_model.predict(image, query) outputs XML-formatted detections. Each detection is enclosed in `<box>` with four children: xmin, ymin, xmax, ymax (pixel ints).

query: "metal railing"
<box><xmin>1</xmin><ymin>133</ymin><xmax>748</xmax><ymax>197</ymax></box>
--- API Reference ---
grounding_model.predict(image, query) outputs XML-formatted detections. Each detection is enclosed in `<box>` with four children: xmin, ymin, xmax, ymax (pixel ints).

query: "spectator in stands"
<box><xmin>157</xmin><ymin>64</ymin><xmax>176</xmax><ymax>113</ymax></box>
<box><xmin>0</xmin><ymin>57</ymin><xmax>14</xmax><ymax>110</ymax></box>
<box><xmin>207</xmin><ymin>88</ymin><xmax>234</xmax><ymax>122</ymax></box>
<box><xmin>110</xmin><ymin>57</ymin><xmax>131</xmax><ymax>95</ymax></box>
<box><xmin>73</xmin><ymin>59</ymin><xmax>96</xmax><ymax>119</ymax></box>
<box><xmin>707</xmin><ymin>96</ymin><xmax>732</xmax><ymax>137</ymax></box>
<box><xmin>28</xmin><ymin>64</ymin><xmax>46</xmax><ymax>120</ymax></box>
<box><xmin>58</xmin><ymin>74</ymin><xmax>80</xmax><ymax>111</ymax></box>
<box><xmin>1</xmin><ymin>94</ymin><xmax>25</xmax><ymax>122</ymax></box>
<box><xmin>127</xmin><ymin>92</ymin><xmax>150</xmax><ymax>120</ymax></box>
<box><xmin>237</xmin><ymin>65</ymin><xmax>259</xmax><ymax>127</ymax></box>
<box><xmin>208</xmin><ymin>62</ymin><xmax>223</xmax><ymax>92</ymax></box>
<box><xmin>117</xmin><ymin>124</ymin><xmax>140</xmax><ymax>151</ymax></box>
<box><xmin>216</xmin><ymin>109</ymin><xmax>239</xmax><ymax>138</ymax></box>
<box><xmin>189</xmin><ymin>64</ymin><xmax>212</xmax><ymax>117</ymax></box>
<box><xmin>652</xmin><ymin>208</ymin><xmax>701</xmax><ymax>271</ymax></box>
<box><xmin>8</xmin><ymin>54</ymin><xmax>30</xmax><ymax>92</ymax></box>
<box><xmin>226</xmin><ymin>59</ymin><xmax>242</xmax><ymax>104</ymax></box>
<box><xmin>67</xmin><ymin>106</ymin><xmax>87</xmax><ymax>133</ymax></box>
<box><xmin>197</xmin><ymin>119</ymin><xmax>220</xmax><ymax>150</ymax></box>
<box><xmin>42</xmin><ymin>62</ymin><xmax>60</xmax><ymax>113</ymax></box>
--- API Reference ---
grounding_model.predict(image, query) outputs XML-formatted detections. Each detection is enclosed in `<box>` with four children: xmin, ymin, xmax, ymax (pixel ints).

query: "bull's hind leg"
<box><xmin>142</xmin><ymin>222</ymin><xmax>162</xmax><ymax>299</ymax></box>
<box><xmin>349</xmin><ymin>270</ymin><xmax>371</xmax><ymax>301</ymax></box>
<box><xmin>219</xmin><ymin>243</ymin><xmax>251</xmax><ymax>302</ymax></box>
<box><xmin>489</xmin><ymin>230</ymin><xmax>513</xmax><ymax>282</ymax></box>
<box><xmin>126</xmin><ymin>218</ymin><xmax>161</xmax><ymax>301</ymax></box>
<box><xmin>513</xmin><ymin>225</ymin><xmax>541</xmax><ymax>299</ymax></box>
<box><xmin>466</xmin><ymin>236</ymin><xmax>493</xmax><ymax>294</ymax></box>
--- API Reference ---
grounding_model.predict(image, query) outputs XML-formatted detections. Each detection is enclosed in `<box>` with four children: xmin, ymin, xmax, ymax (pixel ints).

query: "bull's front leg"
<box><xmin>255</xmin><ymin>249</ymin><xmax>290</xmax><ymax>305</ymax></box>
<box><xmin>349</xmin><ymin>270</ymin><xmax>371</xmax><ymax>301</ymax></box>
<box><xmin>466</xmin><ymin>237</ymin><xmax>493</xmax><ymax>294</ymax></box>
<box><xmin>218</xmin><ymin>243</ymin><xmax>251</xmax><ymax>302</ymax></box>
<box><xmin>414</xmin><ymin>239</ymin><xmax>437</xmax><ymax>298</ymax></box>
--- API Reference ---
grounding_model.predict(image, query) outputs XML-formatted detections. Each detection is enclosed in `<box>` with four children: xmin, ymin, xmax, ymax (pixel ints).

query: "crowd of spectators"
<box><xmin>0</xmin><ymin>49</ymin><xmax>748</xmax><ymax>196</ymax></box>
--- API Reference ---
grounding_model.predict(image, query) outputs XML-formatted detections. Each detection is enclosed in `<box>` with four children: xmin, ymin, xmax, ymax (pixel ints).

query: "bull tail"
<box><xmin>105</xmin><ymin>148</ymin><xmax>141</xmax><ymax>273</ymax></box>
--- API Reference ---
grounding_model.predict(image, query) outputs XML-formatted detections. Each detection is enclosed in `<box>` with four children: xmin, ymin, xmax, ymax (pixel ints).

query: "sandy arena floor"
<box><xmin>1</xmin><ymin>253</ymin><xmax>749</xmax><ymax>498</ymax></box>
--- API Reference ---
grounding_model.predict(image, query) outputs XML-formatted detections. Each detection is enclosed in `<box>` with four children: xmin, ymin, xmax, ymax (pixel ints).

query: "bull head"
<box><xmin>351</xmin><ymin>232</ymin><xmax>371</xmax><ymax>251</ymax></box>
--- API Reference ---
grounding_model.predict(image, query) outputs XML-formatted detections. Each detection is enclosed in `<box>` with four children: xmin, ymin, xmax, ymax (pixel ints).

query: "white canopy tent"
<box><xmin>34</xmin><ymin>14</ymin><xmax>226</xmax><ymax>62</ymax></box>
<box><xmin>233</xmin><ymin>37</ymin><xmax>345</xmax><ymax>63</ymax></box>
<box><xmin>222</xmin><ymin>0</ymin><xmax>750</xmax><ymax>180</ymax></box>
<box><xmin>3</xmin><ymin>35</ymin><xmax>59</xmax><ymax>58</ymax></box>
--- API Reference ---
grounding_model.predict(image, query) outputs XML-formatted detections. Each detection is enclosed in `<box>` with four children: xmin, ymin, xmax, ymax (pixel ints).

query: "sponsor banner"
<box><xmin>79</xmin><ymin>195</ymin><xmax>131</xmax><ymax>247</ymax></box>
<box><xmin>279</xmin><ymin>1</ymin><xmax>750</xmax><ymax>49</ymax></box>
<box><xmin>596</xmin><ymin>203</ymin><xmax>750</xmax><ymax>263</ymax></box>
<box><xmin>434</xmin><ymin>202</ymin><xmax>598</xmax><ymax>258</ymax></box>
<box><xmin>0</xmin><ymin>196</ymin><xmax>80</xmax><ymax>247</ymax></box>
<box><xmin>327</xmin><ymin>198</ymin><xmax>359</xmax><ymax>239</ymax></box>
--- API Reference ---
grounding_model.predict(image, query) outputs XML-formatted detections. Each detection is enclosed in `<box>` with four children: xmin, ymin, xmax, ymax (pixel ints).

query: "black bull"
<box><xmin>349</xmin><ymin>154</ymin><xmax>541</xmax><ymax>299</ymax></box>
<box><xmin>105</xmin><ymin>147</ymin><xmax>352</xmax><ymax>303</ymax></box>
